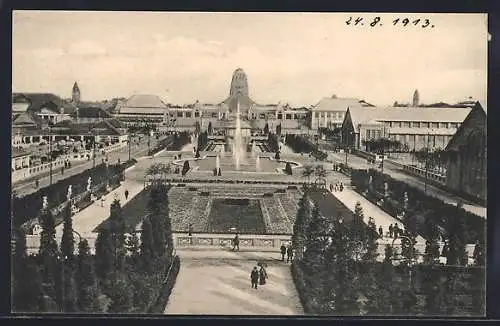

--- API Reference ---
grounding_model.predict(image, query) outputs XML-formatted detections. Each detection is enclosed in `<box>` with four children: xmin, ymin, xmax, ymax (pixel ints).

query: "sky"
<box><xmin>12</xmin><ymin>11</ymin><xmax>488</xmax><ymax>107</ymax></box>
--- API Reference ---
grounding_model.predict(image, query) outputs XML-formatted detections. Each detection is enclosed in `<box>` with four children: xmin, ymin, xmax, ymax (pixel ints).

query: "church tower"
<box><xmin>412</xmin><ymin>89</ymin><xmax>420</xmax><ymax>107</ymax></box>
<box><xmin>72</xmin><ymin>81</ymin><xmax>81</xmax><ymax>105</ymax></box>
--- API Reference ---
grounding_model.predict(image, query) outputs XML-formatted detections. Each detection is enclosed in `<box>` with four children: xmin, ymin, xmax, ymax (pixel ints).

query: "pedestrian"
<box><xmin>339</xmin><ymin>182</ymin><xmax>344</xmax><ymax>192</ymax></box>
<box><xmin>258</xmin><ymin>263</ymin><xmax>268</xmax><ymax>286</ymax></box>
<box><xmin>394</xmin><ymin>223</ymin><xmax>399</xmax><ymax>239</ymax></box>
<box><xmin>389</xmin><ymin>224</ymin><xmax>394</xmax><ymax>238</ymax></box>
<box><xmin>124</xmin><ymin>189</ymin><xmax>129</xmax><ymax>200</ymax></box>
<box><xmin>34</xmin><ymin>178</ymin><xmax>39</xmax><ymax>189</ymax></box>
<box><xmin>250</xmin><ymin>267</ymin><xmax>259</xmax><ymax>289</ymax></box>
<box><xmin>61</xmin><ymin>166</ymin><xmax>64</xmax><ymax>175</ymax></box>
<box><xmin>188</xmin><ymin>223</ymin><xmax>193</xmax><ymax>236</ymax></box>
<box><xmin>286</xmin><ymin>244</ymin><xmax>294</xmax><ymax>263</ymax></box>
<box><xmin>68</xmin><ymin>160</ymin><xmax>71</xmax><ymax>168</ymax></box>
<box><xmin>378</xmin><ymin>225</ymin><xmax>383</xmax><ymax>237</ymax></box>
<box><xmin>101</xmin><ymin>196</ymin><xmax>106</xmax><ymax>207</ymax></box>
<box><xmin>280</xmin><ymin>244</ymin><xmax>286</xmax><ymax>261</ymax></box>
<box><xmin>232</xmin><ymin>233</ymin><xmax>240</xmax><ymax>251</ymax></box>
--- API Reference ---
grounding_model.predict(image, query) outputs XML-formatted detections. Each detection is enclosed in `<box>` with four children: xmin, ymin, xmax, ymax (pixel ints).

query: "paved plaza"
<box><xmin>165</xmin><ymin>249</ymin><xmax>303</xmax><ymax>315</ymax></box>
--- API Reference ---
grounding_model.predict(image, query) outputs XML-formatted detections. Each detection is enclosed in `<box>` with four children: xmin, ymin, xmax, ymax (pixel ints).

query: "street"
<box><xmin>13</xmin><ymin>136</ymin><xmax>163</xmax><ymax>197</ymax></box>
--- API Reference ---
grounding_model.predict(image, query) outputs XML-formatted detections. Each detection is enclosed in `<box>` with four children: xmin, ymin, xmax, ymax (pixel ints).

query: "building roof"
<box><xmin>51</xmin><ymin>120</ymin><xmax>124</xmax><ymax>136</ymax></box>
<box><xmin>445</xmin><ymin>102</ymin><xmax>487</xmax><ymax>152</ymax></box>
<box><xmin>221</xmin><ymin>94</ymin><xmax>257</xmax><ymax>108</ymax></box>
<box><xmin>346</xmin><ymin>105</ymin><xmax>472</xmax><ymax>133</ymax></box>
<box><xmin>12</xmin><ymin>148</ymin><xmax>30</xmax><ymax>158</ymax></box>
<box><xmin>311</xmin><ymin>97</ymin><xmax>364</xmax><ymax>112</ymax></box>
<box><xmin>121</xmin><ymin>94</ymin><xmax>167</xmax><ymax>109</ymax></box>
<box><xmin>72</xmin><ymin>106</ymin><xmax>113</xmax><ymax>119</ymax></box>
<box><xmin>12</xmin><ymin>111</ymin><xmax>47</xmax><ymax>129</ymax></box>
<box><xmin>12</xmin><ymin>93</ymin><xmax>77</xmax><ymax>115</ymax></box>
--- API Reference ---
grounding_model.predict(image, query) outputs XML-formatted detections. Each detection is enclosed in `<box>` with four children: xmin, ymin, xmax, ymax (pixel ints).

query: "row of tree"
<box><xmin>291</xmin><ymin>191</ymin><xmax>485</xmax><ymax>316</ymax></box>
<box><xmin>12</xmin><ymin>183</ymin><xmax>176</xmax><ymax>313</ymax></box>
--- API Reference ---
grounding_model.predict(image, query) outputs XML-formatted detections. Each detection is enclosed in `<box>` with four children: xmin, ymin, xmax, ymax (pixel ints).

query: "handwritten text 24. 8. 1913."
<box><xmin>345</xmin><ymin>16</ymin><xmax>435</xmax><ymax>28</ymax></box>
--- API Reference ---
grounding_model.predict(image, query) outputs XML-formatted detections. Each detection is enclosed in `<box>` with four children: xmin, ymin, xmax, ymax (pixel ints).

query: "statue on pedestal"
<box><xmin>403</xmin><ymin>192</ymin><xmax>409</xmax><ymax>210</ymax></box>
<box><xmin>67</xmin><ymin>185</ymin><xmax>72</xmax><ymax>202</ymax></box>
<box><xmin>384</xmin><ymin>182</ymin><xmax>389</xmax><ymax>197</ymax></box>
<box><xmin>42</xmin><ymin>196</ymin><xmax>48</xmax><ymax>210</ymax></box>
<box><xmin>87</xmin><ymin>177</ymin><xmax>92</xmax><ymax>192</ymax></box>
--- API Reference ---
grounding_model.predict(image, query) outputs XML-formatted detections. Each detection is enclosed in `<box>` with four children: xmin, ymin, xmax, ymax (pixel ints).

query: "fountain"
<box><xmin>232</xmin><ymin>99</ymin><xmax>246</xmax><ymax>170</ymax></box>
<box><xmin>255</xmin><ymin>155</ymin><xmax>260</xmax><ymax>172</ymax></box>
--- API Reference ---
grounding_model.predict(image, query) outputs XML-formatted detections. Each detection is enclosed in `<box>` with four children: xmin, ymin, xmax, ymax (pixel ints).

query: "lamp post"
<box><xmin>88</xmin><ymin>129</ymin><xmax>96</xmax><ymax>169</ymax></box>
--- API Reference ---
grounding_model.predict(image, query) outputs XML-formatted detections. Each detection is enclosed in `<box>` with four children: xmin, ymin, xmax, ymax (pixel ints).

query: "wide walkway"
<box><xmin>327</xmin><ymin>151</ymin><xmax>486</xmax><ymax>218</ymax></box>
<box><xmin>165</xmin><ymin>248</ymin><xmax>304</xmax><ymax>315</ymax></box>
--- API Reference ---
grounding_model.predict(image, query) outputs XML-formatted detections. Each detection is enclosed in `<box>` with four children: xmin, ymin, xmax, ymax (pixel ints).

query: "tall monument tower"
<box><xmin>72</xmin><ymin>81</ymin><xmax>81</xmax><ymax>105</ymax></box>
<box><xmin>229</xmin><ymin>68</ymin><xmax>249</xmax><ymax>97</ymax></box>
<box><xmin>412</xmin><ymin>89</ymin><xmax>420</xmax><ymax>107</ymax></box>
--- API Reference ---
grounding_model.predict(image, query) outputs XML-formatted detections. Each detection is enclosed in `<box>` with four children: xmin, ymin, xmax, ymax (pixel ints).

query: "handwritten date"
<box><xmin>346</xmin><ymin>16</ymin><xmax>435</xmax><ymax>28</ymax></box>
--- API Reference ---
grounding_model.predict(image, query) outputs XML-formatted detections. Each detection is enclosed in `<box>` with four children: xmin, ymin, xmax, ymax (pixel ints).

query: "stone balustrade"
<box><xmin>173</xmin><ymin>232</ymin><xmax>292</xmax><ymax>249</ymax></box>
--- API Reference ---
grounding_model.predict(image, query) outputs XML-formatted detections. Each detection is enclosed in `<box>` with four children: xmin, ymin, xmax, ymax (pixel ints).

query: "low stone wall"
<box><xmin>173</xmin><ymin>232</ymin><xmax>291</xmax><ymax>249</ymax></box>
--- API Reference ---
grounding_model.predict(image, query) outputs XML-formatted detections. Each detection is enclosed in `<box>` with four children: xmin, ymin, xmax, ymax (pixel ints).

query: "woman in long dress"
<box><xmin>259</xmin><ymin>263</ymin><xmax>268</xmax><ymax>285</ymax></box>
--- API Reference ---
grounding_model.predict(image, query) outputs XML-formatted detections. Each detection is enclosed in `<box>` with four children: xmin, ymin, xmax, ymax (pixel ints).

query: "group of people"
<box><xmin>280</xmin><ymin>244</ymin><xmax>294</xmax><ymax>263</ymax></box>
<box><xmin>329</xmin><ymin>182</ymin><xmax>344</xmax><ymax>192</ymax></box>
<box><xmin>250</xmin><ymin>263</ymin><xmax>268</xmax><ymax>289</ymax></box>
<box><xmin>387</xmin><ymin>223</ymin><xmax>402</xmax><ymax>239</ymax></box>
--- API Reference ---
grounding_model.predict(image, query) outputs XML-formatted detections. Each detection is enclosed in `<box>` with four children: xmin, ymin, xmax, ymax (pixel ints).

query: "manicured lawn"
<box><xmin>207</xmin><ymin>198</ymin><xmax>266</xmax><ymax>234</ymax></box>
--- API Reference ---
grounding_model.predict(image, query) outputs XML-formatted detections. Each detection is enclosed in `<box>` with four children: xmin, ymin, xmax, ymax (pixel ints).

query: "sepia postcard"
<box><xmin>11</xmin><ymin>11</ymin><xmax>487</xmax><ymax>317</ymax></box>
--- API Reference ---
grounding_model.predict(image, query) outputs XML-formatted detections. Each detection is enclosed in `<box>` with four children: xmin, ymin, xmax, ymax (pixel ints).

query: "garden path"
<box><xmin>165</xmin><ymin>248</ymin><xmax>304</xmax><ymax>315</ymax></box>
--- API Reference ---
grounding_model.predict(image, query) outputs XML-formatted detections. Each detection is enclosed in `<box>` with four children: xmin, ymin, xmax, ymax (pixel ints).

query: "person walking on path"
<box><xmin>61</xmin><ymin>166</ymin><xmax>65</xmax><ymax>175</ymax></box>
<box><xmin>393</xmin><ymin>223</ymin><xmax>399</xmax><ymax>239</ymax></box>
<box><xmin>232</xmin><ymin>233</ymin><xmax>240</xmax><ymax>251</ymax></box>
<box><xmin>34</xmin><ymin>178</ymin><xmax>39</xmax><ymax>189</ymax></box>
<box><xmin>286</xmin><ymin>244</ymin><xmax>294</xmax><ymax>263</ymax></box>
<box><xmin>101</xmin><ymin>195</ymin><xmax>106</xmax><ymax>207</ymax></box>
<box><xmin>124</xmin><ymin>189</ymin><xmax>129</xmax><ymax>200</ymax></box>
<box><xmin>378</xmin><ymin>226</ymin><xmax>383</xmax><ymax>238</ymax></box>
<box><xmin>250</xmin><ymin>266</ymin><xmax>259</xmax><ymax>289</ymax></box>
<box><xmin>389</xmin><ymin>224</ymin><xmax>394</xmax><ymax>238</ymax></box>
<box><xmin>280</xmin><ymin>244</ymin><xmax>286</xmax><ymax>261</ymax></box>
<box><xmin>258</xmin><ymin>263</ymin><xmax>268</xmax><ymax>286</ymax></box>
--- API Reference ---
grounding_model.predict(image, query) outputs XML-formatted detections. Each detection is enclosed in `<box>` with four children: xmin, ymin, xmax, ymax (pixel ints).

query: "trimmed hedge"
<box><xmin>148</xmin><ymin>255</ymin><xmax>181</xmax><ymax>313</ymax></box>
<box><xmin>351</xmin><ymin>168</ymin><xmax>485</xmax><ymax>244</ymax></box>
<box><xmin>13</xmin><ymin>159</ymin><xmax>138</xmax><ymax>228</ymax></box>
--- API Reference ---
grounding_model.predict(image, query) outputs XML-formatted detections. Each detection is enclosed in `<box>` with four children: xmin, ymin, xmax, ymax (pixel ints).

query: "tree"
<box><xmin>76</xmin><ymin>239</ymin><xmax>100</xmax><ymax>312</ymax></box>
<box><xmin>421</xmin><ymin>265</ymin><xmax>446</xmax><ymax>316</ymax></box>
<box><xmin>423</xmin><ymin>219</ymin><xmax>441</xmax><ymax>265</ymax></box>
<box><xmin>126</xmin><ymin>233</ymin><xmax>141</xmax><ymax>265</ymax></box>
<box><xmin>61</xmin><ymin>203</ymin><xmax>75</xmax><ymax>263</ymax></box>
<box><xmin>108</xmin><ymin>199</ymin><xmax>126</xmax><ymax>272</ymax></box>
<box><xmin>148</xmin><ymin>185</ymin><xmax>168</xmax><ymax>258</ymax></box>
<box><xmin>292</xmin><ymin>193</ymin><xmax>311</xmax><ymax>260</ymax></box>
<box><xmin>140</xmin><ymin>216</ymin><xmax>155</xmax><ymax>272</ymax></box>
<box><xmin>446</xmin><ymin>207</ymin><xmax>468</xmax><ymax>266</ymax></box>
<box><xmin>182</xmin><ymin>160</ymin><xmax>190</xmax><ymax>176</ymax></box>
<box><xmin>302</xmin><ymin>165</ymin><xmax>315</xmax><ymax>184</ymax></box>
<box><xmin>350</xmin><ymin>202</ymin><xmax>366</xmax><ymax>247</ymax></box>
<box><xmin>207</xmin><ymin>121</ymin><xmax>213</xmax><ymax>135</ymax></box>
<box><xmin>285</xmin><ymin>162</ymin><xmax>293</xmax><ymax>175</ymax></box>
<box><xmin>263</xmin><ymin>123</ymin><xmax>269</xmax><ymax>134</ymax></box>
<box><xmin>107</xmin><ymin>274</ymin><xmax>133</xmax><ymax>313</ymax></box>
<box><xmin>314</xmin><ymin>165</ymin><xmax>328</xmax><ymax>186</ymax></box>
<box><xmin>304</xmin><ymin>203</ymin><xmax>330</xmax><ymax>268</ymax></box>
<box><xmin>95</xmin><ymin>228</ymin><xmax>113</xmax><ymax>280</ymax></box>
<box><xmin>38</xmin><ymin>207</ymin><xmax>60</xmax><ymax>299</ymax></box>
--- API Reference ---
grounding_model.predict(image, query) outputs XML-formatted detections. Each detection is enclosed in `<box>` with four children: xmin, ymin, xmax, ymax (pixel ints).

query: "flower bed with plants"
<box><xmin>350</xmin><ymin>168</ymin><xmax>485</xmax><ymax>244</ymax></box>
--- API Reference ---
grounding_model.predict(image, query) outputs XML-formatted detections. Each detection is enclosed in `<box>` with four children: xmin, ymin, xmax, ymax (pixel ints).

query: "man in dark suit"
<box><xmin>250</xmin><ymin>266</ymin><xmax>259</xmax><ymax>289</ymax></box>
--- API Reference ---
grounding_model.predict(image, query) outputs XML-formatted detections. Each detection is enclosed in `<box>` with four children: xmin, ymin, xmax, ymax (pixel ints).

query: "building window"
<box><xmin>177</xmin><ymin>111</ymin><xmax>183</xmax><ymax>118</ymax></box>
<box><xmin>450</xmin><ymin>122</ymin><xmax>458</xmax><ymax>129</ymax></box>
<box><xmin>439</xmin><ymin>122</ymin><xmax>447</xmax><ymax>128</ymax></box>
<box><xmin>421</xmin><ymin>122</ymin><xmax>429</xmax><ymax>128</ymax></box>
<box><xmin>211</xmin><ymin>112</ymin><xmax>217</xmax><ymax>118</ymax></box>
<box><xmin>194</xmin><ymin>111</ymin><xmax>200</xmax><ymax>118</ymax></box>
<box><xmin>430</xmin><ymin>122</ymin><xmax>438</xmax><ymax>128</ymax></box>
<box><xmin>259</xmin><ymin>113</ymin><xmax>266</xmax><ymax>119</ymax></box>
<box><xmin>277</xmin><ymin>113</ymin><xmax>283</xmax><ymax>120</ymax></box>
<box><xmin>185</xmin><ymin>112</ymin><xmax>192</xmax><ymax>118</ymax></box>
<box><xmin>412</xmin><ymin>121</ymin><xmax>420</xmax><ymax>128</ymax></box>
<box><xmin>285</xmin><ymin>114</ymin><xmax>292</xmax><ymax>120</ymax></box>
<box><xmin>401</xmin><ymin>121</ymin><xmax>409</xmax><ymax>128</ymax></box>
